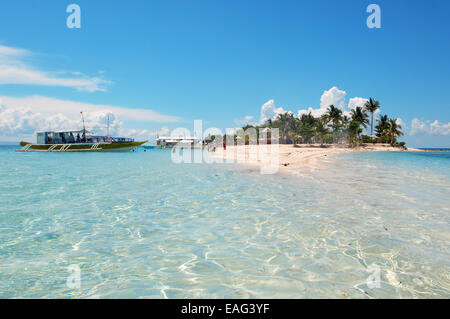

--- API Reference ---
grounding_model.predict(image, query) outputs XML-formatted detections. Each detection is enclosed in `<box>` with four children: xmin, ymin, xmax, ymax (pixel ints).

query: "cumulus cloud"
<box><xmin>257</xmin><ymin>87</ymin><xmax>380</xmax><ymax>124</ymax></box>
<box><xmin>396</xmin><ymin>117</ymin><xmax>407</xmax><ymax>130</ymax></box>
<box><xmin>0</xmin><ymin>95</ymin><xmax>180</xmax><ymax>140</ymax></box>
<box><xmin>348</xmin><ymin>97</ymin><xmax>369</xmax><ymax>111</ymax></box>
<box><xmin>0</xmin><ymin>44</ymin><xmax>110</xmax><ymax>92</ymax></box>
<box><xmin>298</xmin><ymin>87</ymin><xmax>356</xmax><ymax>118</ymax></box>
<box><xmin>320</xmin><ymin>86</ymin><xmax>347</xmax><ymax>110</ymax></box>
<box><xmin>234</xmin><ymin>115</ymin><xmax>255</xmax><ymax>126</ymax></box>
<box><xmin>295</xmin><ymin>88</ymin><xmax>379</xmax><ymax>120</ymax></box>
<box><xmin>0</xmin><ymin>95</ymin><xmax>180</xmax><ymax>123</ymax></box>
<box><xmin>157</xmin><ymin>126</ymin><xmax>170</xmax><ymax>136</ymax></box>
<box><xmin>410</xmin><ymin>118</ymin><xmax>450</xmax><ymax>136</ymax></box>
<box><xmin>0</xmin><ymin>104</ymin><xmax>119</xmax><ymax>137</ymax></box>
<box><xmin>120</xmin><ymin>126</ymin><xmax>171</xmax><ymax>143</ymax></box>
<box><xmin>259</xmin><ymin>99</ymin><xmax>289</xmax><ymax>124</ymax></box>
<box><xmin>297</xmin><ymin>106</ymin><xmax>324</xmax><ymax>118</ymax></box>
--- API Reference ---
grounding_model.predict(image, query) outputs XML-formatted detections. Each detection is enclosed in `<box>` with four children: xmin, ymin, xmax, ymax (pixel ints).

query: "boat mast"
<box><xmin>80</xmin><ymin>111</ymin><xmax>86</xmax><ymax>142</ymax></box>
<box><xmin>107</xmin><ymin>114</ymin><xmax>110</xmax><ymax>138</ymax></box>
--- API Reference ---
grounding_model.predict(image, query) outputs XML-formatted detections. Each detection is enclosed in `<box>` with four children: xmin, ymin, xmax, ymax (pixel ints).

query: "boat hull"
<box><xmin>18</xmin><ymin>141</ymin><xmax>147</xmax><ymax>152</ymax></box>
<box><xmin>152</xmin><ymin>145</ymin><xmax>204</xmax><ymax>150</ymax></box>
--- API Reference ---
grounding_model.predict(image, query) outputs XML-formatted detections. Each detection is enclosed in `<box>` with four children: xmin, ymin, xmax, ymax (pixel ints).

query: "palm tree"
<box><xmin>350</xmin><ymin>106</ymin><xmax>369</xmax><ymax>143</ymax></box>
<box><xmin>364</xmin><ymin>98</ymin><xmax>381</xmax><ymax>138</ymax></box>
<box><xmin>374</xmin><ymin>114</ymin><xmax>389</xmax><ymax>142</ymax></box>
<box><xmin>350</xmin><ymin>107</ymin><xmax>369</xmax><ymax>128</ymax></box>
<box><xmin>387</xmin><ymin>118</ymin><xmax>403</xmax><ymax>145</ymax></box>
<box><xmin>348</xmin><ymin>120</ymin><xmax>362</xmax><ymax>147</ymax></box>
<box><xmin>375</xmin><ymin>114</ymin><xmax>389</xmax><ymax>136</ymax></box>
<box><xmin>325</xmin><ymin>105</ymin><xmax>343</xmax><ymax>129</ymax></box>
<box><xmin>297</xmin><ymin>113</ymin><xmax>316</xmax><ymax>143</ymax></box>
<box><xmin>324</xmin><ymin>105</ymin><xmax>343</xmax><ymax>143</ymax></box>
<box><xmin>274</xmin><ymin>112</ymin><xmax>296</xmax><ymax>143</ymax></box>
<box><xmin>314</xmin><ymin>118</ymin><xmax>329</xmax><ymax>145</ymax></box>
<box><xmin>341</xmin><ymin>115</ymin><xmax>350</xmax><ymax>127</ymax></box>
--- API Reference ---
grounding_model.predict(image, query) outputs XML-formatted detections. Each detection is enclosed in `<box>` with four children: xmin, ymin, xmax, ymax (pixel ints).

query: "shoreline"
<box><xmin>208</xmin><ymin>144</ymin><xmax>424</xmax><ymax>173</ymax></box>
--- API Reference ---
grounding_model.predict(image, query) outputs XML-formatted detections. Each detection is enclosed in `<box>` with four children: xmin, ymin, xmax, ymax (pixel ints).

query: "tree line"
<box><xmin>240</xmin><ymin>98</ymin><xmax>405</xmax><ymax>147</ymax></box>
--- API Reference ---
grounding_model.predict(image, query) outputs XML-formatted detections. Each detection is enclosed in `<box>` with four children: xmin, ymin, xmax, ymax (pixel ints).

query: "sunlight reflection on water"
<box><xmin>0</xmin><ymin>146</ymin><xmax>449</xmax><ymax>298</ymax></box>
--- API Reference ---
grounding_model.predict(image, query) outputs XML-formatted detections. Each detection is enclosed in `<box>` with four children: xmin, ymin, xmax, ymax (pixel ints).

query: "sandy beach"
<box><xmin>209</xmin><ymin>144</ymin><xmax>423</xmax><ymax>172</ymax></box>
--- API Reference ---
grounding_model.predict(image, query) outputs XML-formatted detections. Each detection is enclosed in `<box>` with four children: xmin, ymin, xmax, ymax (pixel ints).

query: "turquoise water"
<box><xmin>0</xmin><ymin>146</ymin><xmax>449</xmax><ymax>298</ymax></box>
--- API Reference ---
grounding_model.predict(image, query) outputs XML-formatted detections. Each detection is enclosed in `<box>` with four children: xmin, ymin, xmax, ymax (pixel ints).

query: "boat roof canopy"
<box><xmin>157</xmin><ymin>136</ymin><xmax>200</xmax><ymax>140</ymax></box>
<box><xmin>38</xmin><ymin>130</ymin><xmax>92</xmax><ymax>134</ymax></box>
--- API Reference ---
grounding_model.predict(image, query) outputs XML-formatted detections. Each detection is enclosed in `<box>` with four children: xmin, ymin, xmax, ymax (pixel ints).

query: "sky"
<box><xmin>0</xmin><ymin>0</ymin><xmax>449</xmax><ymax>147</ymax></box>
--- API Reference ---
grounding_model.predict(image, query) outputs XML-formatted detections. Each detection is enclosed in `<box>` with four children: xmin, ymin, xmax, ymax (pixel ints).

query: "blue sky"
<box><xmin>0</xmin><ymin>0</ymin><xmax>449</xmax><ymax>147</ymax></box>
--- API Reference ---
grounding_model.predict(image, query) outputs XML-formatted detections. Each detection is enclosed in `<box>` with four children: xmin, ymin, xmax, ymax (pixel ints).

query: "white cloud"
<box><xmin>296</xmin><ymin>88</ymin><xmax>379</xmax><ymax>120</ymax></box>
<box><xmin>119</xmin><ymin>126</ymin><xmax>171</xmax><ymax>143</ymax></box>
<box><xmin>143</xmin><ymin>126</ymin><xmax>170</xmax><ymax>140</ymax></box>
<box><xmin>157</xmin><ymin>126</ymin><xmax>170</xmax><ymax>136</ymax></box>
<box><xmin>297</xmin><ymin>106</ymin><xmax>326</xmax><ymax>118</ymax></box>
<box><xmin>259</xmin><ymin>99</ymin><xmax>288</xmax><ymax>124</ymax></box>
<box><xmin>410</xmin><ymin>118</ymin><xmax>450</xmax><ymax>136</ymax></box>
<box><xmin>344</xmin><ymin>97</ymin><xmax>373</xmax><ymax>119</ymax></box>
<box><xmin>0</xmin><ymin>95</ymin><xmax>180</xmax><ymax>140</ymax></box>
<box><xmin>118</xmin><ymin>127</ymin><xmax>152</xmax><ymax>141</ymax></box>
<box><xmin>0</xmin><ymin>95</ymin><xmax>180</xmax><ymax>122</ymax></box>
<box><xmin>0</xmin><ymin>45</ymin><xmax>29</xmax><ymax>61</ymax></box>
<box><xmin>234</xmin><ymin>115</ymin><xmax>254</xmax><ymax>126</ymax></box>
<box><xmin>0</xmin><ymin>104</ymin><xmax>118</xmax><ymax>137</ymax></box>
<box><xmin>320</xmin><ymin>86</ymin><xmax>347</xmax><ymax>111</ymax></box>
<box><xmin>297</xmin><ymin>87</ymin><xmax>347</xmax><ymax>118</ymax></box>
<box><xmin>0</xmin><ymin>44</ymin><xmax>110</xmax><ymax>92</ymax></box>
<box><xmin>396</xmin><ymin>117</ymin><xmax>407</xmax><ymax>130</ymax></box>
<box><xmin>348</xmin><ymin>97</ymin><xmax>369</xmax><ymax>111</ymax></box>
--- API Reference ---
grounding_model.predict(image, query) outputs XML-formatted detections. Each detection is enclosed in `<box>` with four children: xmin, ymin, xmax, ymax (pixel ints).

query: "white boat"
<box><xmin>156</xmin><ymin>136</ymin><xmax>203</xmax><ymax>149</ymax></box>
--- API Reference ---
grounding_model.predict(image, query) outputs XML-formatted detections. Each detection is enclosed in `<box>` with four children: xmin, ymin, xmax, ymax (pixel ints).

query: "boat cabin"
<box><xmin>36</xmin><ymin>130</ymin><xmax>134</xmax><ymax>144</ymax></box>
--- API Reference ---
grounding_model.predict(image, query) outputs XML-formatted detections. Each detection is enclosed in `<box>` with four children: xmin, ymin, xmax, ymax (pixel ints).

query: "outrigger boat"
<box><xmin>17</xmin><ymin>113</ymin><xmax>147</xmax><ymax>152</ymax></box>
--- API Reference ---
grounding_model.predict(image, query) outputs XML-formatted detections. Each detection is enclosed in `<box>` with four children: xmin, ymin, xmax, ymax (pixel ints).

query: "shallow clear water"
<box><xmin>0</xmin><ymin>146</ymin><xmax>449</xmax><ymax>298</ymax></box>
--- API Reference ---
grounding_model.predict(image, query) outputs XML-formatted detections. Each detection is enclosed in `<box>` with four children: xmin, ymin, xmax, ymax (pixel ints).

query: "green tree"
<box><xmin>387</xmin><ymin>118</ymin><xmax>404</xmax><ymax>145</ymax></box>
<box><xmin>341</xmin><ymin>115</ymin><xmax>350</xmax><ymax>127</ymax></box>
<box><xmin>272</xmin><ymin>112</ymin><xmax>296</xmax><ymax>144</ymax></box>
<box><xmin>364</xmin><ymin>98</ymin><xmax>381</xmax><ymax>139</ymax></box>
<box><xmin>297</xmin><ymin>113</ymin><xmax>316</xmax><ymax>143</ymax></box>
<box><xmin>350</xmin><ymin>106</ymin><xmax>369</xmax><ymax>127</ymax></box>
<box><xmin>375</xmin><ymin>114</ymin><xmax>389</xmax><ymax>142</ymax></box>
<box><xmin>324</xmin><ymin>105</ymin><xmax>343</xmax><ymax>143</ymax></box>
<box><xmin>350</xmin><ymin>106</ymin><xmax>369</xmax><ymax>143</ymax></box>
<box><xmin>347</xmin><ymin>120</ymin><xmax>362</xmax><ymax>147</ymax></box>
<box><xmin>314</xmin><ymin>118</ymin><xmax>329</xmax><ymax>145</ymax></box>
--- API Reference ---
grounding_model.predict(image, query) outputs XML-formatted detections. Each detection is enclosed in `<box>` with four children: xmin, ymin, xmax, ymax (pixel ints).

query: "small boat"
<box><xmin>156</xmin><ymin>136</ymin><xmax>203</xmax><ymax>149</ymax></box>
<box><xmin>17</xmin><ymin>113</ymin><xmax>147</xmax><ymax>152</ymax></box>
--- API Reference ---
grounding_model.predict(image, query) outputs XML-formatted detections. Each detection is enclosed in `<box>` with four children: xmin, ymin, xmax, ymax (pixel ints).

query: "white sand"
<box><xmin>209</xmin><ymin>144</ymin><xmax>423</xmax><ymax>173</ymax></box>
